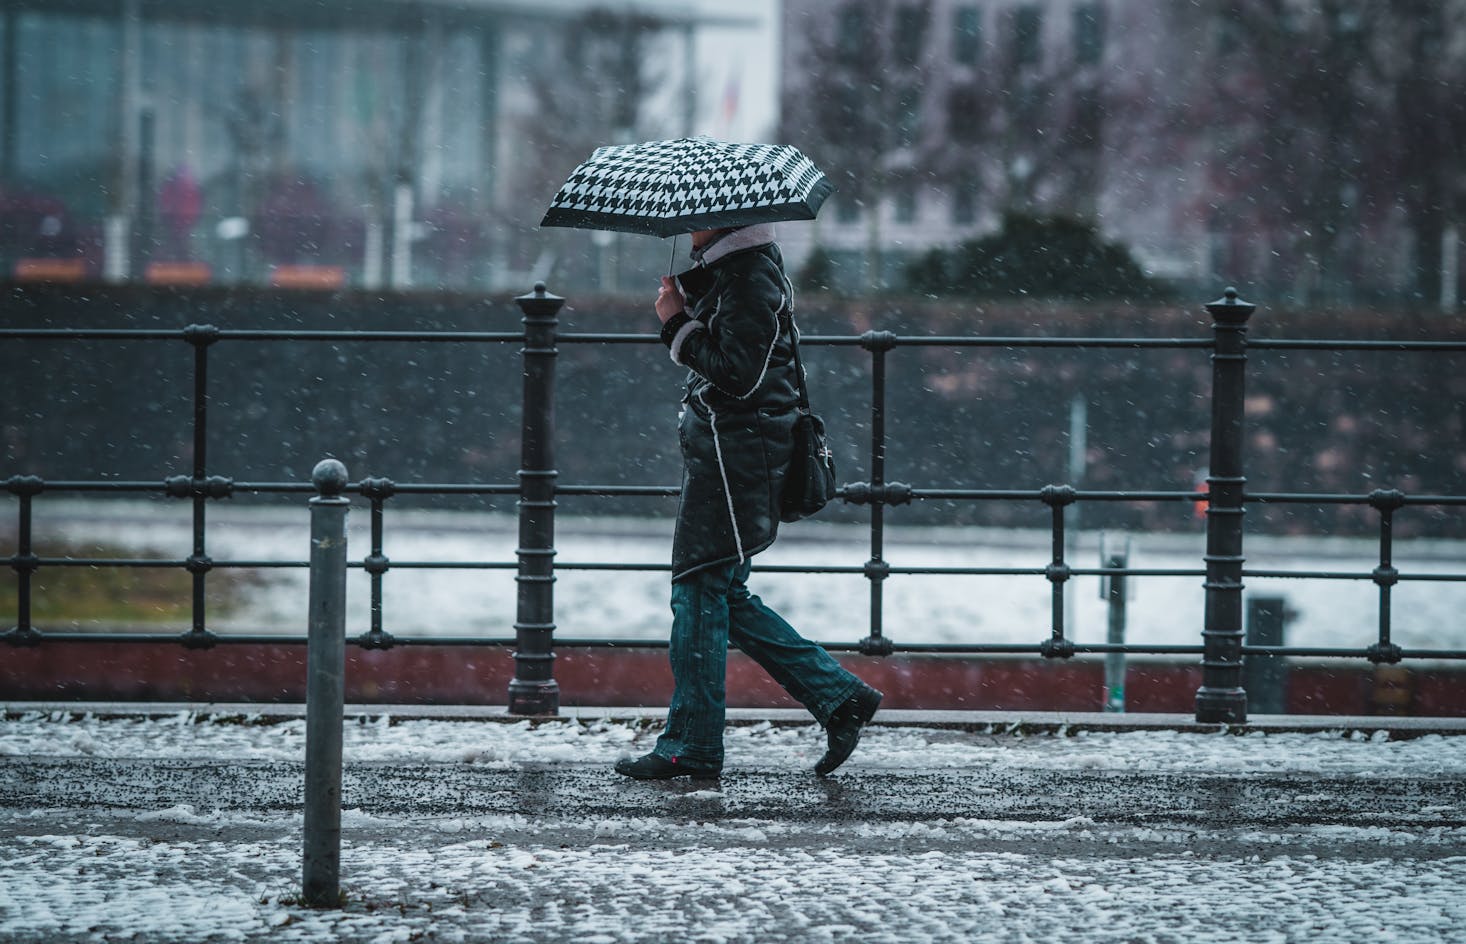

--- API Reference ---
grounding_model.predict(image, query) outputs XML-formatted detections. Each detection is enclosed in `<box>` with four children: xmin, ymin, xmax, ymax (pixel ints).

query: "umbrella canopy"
<box><xmin>540</xmin><ymin>137</ymin><xmax>834</xmax><ymax>238</ymax></box>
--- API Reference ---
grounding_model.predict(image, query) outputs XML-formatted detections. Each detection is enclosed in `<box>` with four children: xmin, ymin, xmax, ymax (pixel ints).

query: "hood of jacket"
<box><xmin>671</xmin><ymin>235</ymin><xmax>798</xmax><ymax>418</ymax></box>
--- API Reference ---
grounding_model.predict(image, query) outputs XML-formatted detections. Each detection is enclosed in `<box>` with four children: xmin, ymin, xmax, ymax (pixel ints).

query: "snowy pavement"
<box><xmin>3</xmin><ymin>711</ymin><xmax>1466</xmax><ymax>942</ymax></box>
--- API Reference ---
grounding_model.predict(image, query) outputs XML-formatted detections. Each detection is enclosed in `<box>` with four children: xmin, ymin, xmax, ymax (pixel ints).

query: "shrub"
<box><xmin>905</xmin><ymin>213</ymin><xmax>1165</xmax><ymax>300</ymax></box>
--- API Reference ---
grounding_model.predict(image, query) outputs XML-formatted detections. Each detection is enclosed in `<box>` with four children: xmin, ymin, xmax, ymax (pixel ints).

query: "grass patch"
<box><xmin>0</xmin><ymin>538</ymin><xmax>272</xmax><ymax>625</ymax></box>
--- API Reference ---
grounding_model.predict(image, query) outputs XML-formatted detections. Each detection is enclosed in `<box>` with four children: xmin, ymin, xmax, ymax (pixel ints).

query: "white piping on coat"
<box><xmin>684</xmin><ymin>250</ymin><xmax>793</xmax><ymax>562</ymax></box>
<box><xmin>702</xmin><ymin>395</ymin><xmax>746</xmax><ymax>564</ymax></box>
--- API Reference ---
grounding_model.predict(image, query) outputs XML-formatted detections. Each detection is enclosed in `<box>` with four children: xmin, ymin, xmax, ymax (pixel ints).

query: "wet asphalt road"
<box><xmin>6</xmin><ymin>757</ymin><xmax>1466</xmax><ymax>831</ymax></box>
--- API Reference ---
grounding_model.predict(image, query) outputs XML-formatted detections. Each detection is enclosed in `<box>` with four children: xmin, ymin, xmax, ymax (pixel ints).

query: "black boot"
<box><xmin>815</xmin><ymin>684</ymin><xmax>882</xmax><ymax>776</ymax></box>
<box><xmin>614</xmin><ymin>752</ymin><xmax>722</xmax><ymax>780</ymax></box>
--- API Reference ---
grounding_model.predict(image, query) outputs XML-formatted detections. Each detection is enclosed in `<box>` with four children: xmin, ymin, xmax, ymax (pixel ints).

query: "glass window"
<box><xmin>952</xmin><ymin>183</ymin><xmax>977</xmax><ymax>225</ymax></box>
<box><xmin>838</xmin><ymin>5</ymin><xmax>865</xmax><ymax>60</ymax></box>
<box><xmin>896</xmin><ymin>86</ymin><xmax>921</xmax><ymax>147</ymax></box>
<box><xmin>3</xmin><ymin>14</ymin><xmax>119</xmax><ymax>278</ymax></box>
<box><xmin>1213</xmin><ymin>15</ymin><xmax>1244</xmax><ymax>56</ymax></box>
<box><xmin>947</xmin><ymin>85</ymin><xmax>981</xmax><ymax>143</ymax></box>
<box><xmin>894</xmin><ymin>6</ymin><xmax>927</xmax><ymax>66</ymax></box>
<box><xmin>1074</xmin><ymin>2</ymin><xmax>1105</xmax><ymax>66</ymax></box>
<box><xmin>1068</xmin><ymin>87</ymin><xmax>1103</xmax><ymax>150</ymax></box>
<box><xmin>1012</xmin><ymin>5</ymin><xmax>1042</xmax><ymax>68</ymax></box>
<box><xmin>893</xmin><ymin>185</ymin><xmax>917</xmax><ymax>224</ymax></box>
<box><xmin>953</xmin><ymin>6</ymin><xmax>982</xmax><ymax>66</ymax></box>
<box><xmin>831</xmin><ymin>83</ymin><xmax>865</xmax><ymax>145</ymax></box>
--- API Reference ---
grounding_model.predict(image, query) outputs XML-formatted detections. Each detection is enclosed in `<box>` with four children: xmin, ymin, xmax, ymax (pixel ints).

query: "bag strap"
<box><xmin>780</xmin><ymin>305</ymin><xmax>812</xmax><ymax>413</ymax></box>
<box><xmin>774</xmin><ymin>268</ymin><xmax>813</xmax><ymax>411</ymax></box>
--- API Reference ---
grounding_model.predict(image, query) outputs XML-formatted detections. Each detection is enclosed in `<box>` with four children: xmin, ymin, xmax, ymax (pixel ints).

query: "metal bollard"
<box><xmin>508</xmin><ymin>283</ymin><xmax>562</xmax><ymax>715</ymax></box>
<box><xmin>303</xmin><ymin>458</ymin><xmax>350</xmax><ymax>907</ymax></box>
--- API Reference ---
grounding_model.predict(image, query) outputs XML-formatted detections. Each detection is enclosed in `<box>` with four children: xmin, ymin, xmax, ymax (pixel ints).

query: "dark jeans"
<box><xmin>653</xmin><ymin>558</ymin><xmax>861</xmax><ymax>767</ymax></box>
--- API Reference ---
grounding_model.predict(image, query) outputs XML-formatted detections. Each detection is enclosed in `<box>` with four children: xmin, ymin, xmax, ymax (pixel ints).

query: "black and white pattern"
<box><xmin>540</xmin><ymin>137</ymin><xmax>834</xmax><ymax>237</ymax></box>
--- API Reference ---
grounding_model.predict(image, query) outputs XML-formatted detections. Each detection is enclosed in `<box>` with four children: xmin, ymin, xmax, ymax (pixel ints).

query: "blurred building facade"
<box><xmin>0</xmin><ymin>0</ymin><xmax>745</xmax><ymax>293</ymax></box>
<box><xmin>7</xmin><ymin>0</ymin><xmax>1462</xmax><ymax>307</ymax></box>
<box><xmin>780</xmin><ymin>0</ymin><xmax>1466</xmax><ymax>309</ymax></box>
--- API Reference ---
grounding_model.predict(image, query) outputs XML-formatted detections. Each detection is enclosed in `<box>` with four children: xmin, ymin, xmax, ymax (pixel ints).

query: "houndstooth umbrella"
<box><xmin>539</xmin><ymin>137</ymin><xmax>834</xmax><ymax>238</ymax></box>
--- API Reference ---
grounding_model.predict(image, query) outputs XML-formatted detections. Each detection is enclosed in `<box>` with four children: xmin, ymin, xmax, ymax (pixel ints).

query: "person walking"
<box><xmin>614</xmin><ymin>222</ymin><xmax>882</xmax><ymax>781</ymax></box>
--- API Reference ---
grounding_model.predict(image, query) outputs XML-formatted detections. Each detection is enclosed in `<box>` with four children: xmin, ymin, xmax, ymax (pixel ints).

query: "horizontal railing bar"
<box><xmin>23</xmin><ymin>481</ymin><xmax>169</xmax><ymax>492</ymax></box>
<box><xmin>1249</xmin><ymin>492</ymin><xmax>1466</xmax><ymax>506</ymax></box>
<box><xmin>911</xmin><ymin>488</ymin><xmax>1204</xmax><ymax>502</ymax></box>
<box><xmin>12</xmin><ymin>557</ymin><xmax>1464</xmax><ymax>584</ymax></box>
<box><xmin>15</xmin><ymin>631</ymin><xmax>1466</xmax><ymax>661</ymax></box>
<box><xmin>370</xmin><ymin>483</ymin><xmax>521</xmax><ymax>495</ymax></box>
<box><xmin>22</xmin><ymin>558</ymin><xmax>188</xmax><ymax>568</ymax></box>
<box><xmin>230</xmin><ymin>483</ymin><xmax>533</xmax><ymax>497</ymax></box>
<box><xmin>4</xmin><ymin>329</ymin><xmax>1461</xmax><ymax>353</ymax></box>
<box><xmin>0</xmin><ymin>328</ymin><xmax>525</xmax><ymax>343</ymax></box>
<box><xmin>231</xmin><ymin>483</ymin><xmax>317</xmax><ymax>494</ymax></box>
<box><xmin>14</xmin><ymin>480</ymin><xmax>1464</xmax><ymax>508</ymax></box>
<box><xmin>355</xmin><ymin>561</ymin><xmax>517</xmax><ymax>571</ymax></box>
<box><xmin>795</xmin><ymin>335</ymin><xmax>1212</xmax><ymax>349</ymax></box>
<box><xmin>6</xmin><ymin>632</ymin><xmax>210</xmax><ymax>643</ymax></box>
<box><xmin>1243</xmin><ymin>645</ymin><xmax>1466</xmax><ymax>659</ymax></box>
<box><xmin>1061</xmin><ymin>643</ymin><xmax>1207</xmax><ymax>655</ymax></box>
<box><xmin>0</xmin><ymin>481</ymin><xmax>527</xmax><ymax>496</ymax></box>
<box><xmin>0</xmin><ymin>557</ymin><xmax>1186</xmax><ymax>578</ymax></box>
<box><xmin>0</xmin><ymin>329</ymin><xmax>184</xmax><ymax>340</ymax></box>
<box><xmin>1245</xmin><ymin>569</ymin><xmax>1466</xmax><ymax>581</ymax></box>
<box><xmin>810</xmin><ymin>641</ymin><xmax>1030</xmax><ymax>653</ymax></box>
<box><xmin>219</xmin><ymin>330</ymin><xmax>523</xmax><ymax>343</ymax></box>
<box><xmin>909</xmin><ymin>489</ymin><xmax>1046</xmax><ymax>501</ymax></box>
<box><xmin>555</xmin><ymin>333</ymin><xmax>661</xmax><ymax>344</ymax></box>
<box><xmin>556</xmin><ymin>485</ymin><xmax>681</xmax><ymax>497</ymax></box>
<box><xmin>516</xmin><ymin>639</ymin><xmax>1074</xmax><ymax>653</ymax></box>
<box><xmin>0</xmin><ymin>330</ymin><xmax>1215</xmax><ymax>348</ymax></box>
<box><xmin>1251</xmin><ymin>339</ymin><xmax>1466</xmax><ymax>352</ymax></box>
<box><xmin>916</xmin><ymin>490</ymin><xmax>1465</xmax><ymax>506</ymax></box>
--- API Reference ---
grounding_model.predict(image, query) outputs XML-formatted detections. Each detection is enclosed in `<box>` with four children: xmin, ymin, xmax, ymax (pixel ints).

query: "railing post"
<box><xmin>1195</xmin><ymin>288</ymin><xmax>1255</xmax><ymax>724</ymax></box>
<box><xmin>303</xmin><ymin>458</ymin><xmax>350</xmax><ymax>908</ymax></box>
<box><xmin>854</xmin><ymin>330</ymin><xmax>899</xmax><ymax>656</ymax></box>
<box><xmin>1039</xmin><ymin>485</ymin><xmax>1077</xmax><ymax>659</ymax></box>
<box><xmin>1102</xmin><ymin>539</ymin><xmax>1129</xmax><ymax>712</ymax></box>
<box><xmin>3</xmin><ymin>475</ymin><xmax>44</xmax><ymax>646</ymax></box>
<box><xmin>180</xmin><ymin>323</ymin><xmax>224</xmax><ymax>649</ymax></box>
<box><xmin>508</xmin><ymin>282</ymin><xmax>562</xmax><ymax>715</ymax></box>
<box><xmin>357</xmin><ymin>476</ymin><xmax>398</xmax><ymax>650</ymax></box>
<box><xmin>1367</xmin><ymin>488</ymin><xmax>1406</xmax><ymax>665</ymax></box>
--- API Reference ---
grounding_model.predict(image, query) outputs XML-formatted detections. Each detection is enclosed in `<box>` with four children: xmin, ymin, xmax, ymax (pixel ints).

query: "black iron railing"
<box><xmin>5</xmin><ymin>285</ymin><xmax>1466</xmax><ymax>722</ymax></box>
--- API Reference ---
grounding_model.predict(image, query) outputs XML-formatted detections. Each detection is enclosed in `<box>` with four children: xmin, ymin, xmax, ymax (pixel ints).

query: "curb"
<box><xmin>7</xmin><ymin>701</ymin><xmax>1466</xmax><ymax>738</ymax></box>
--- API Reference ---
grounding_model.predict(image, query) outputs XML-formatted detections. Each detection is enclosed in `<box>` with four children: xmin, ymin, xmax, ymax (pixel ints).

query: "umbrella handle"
<box><xmin>667</xmin><ymin>233</ymin><xmax>678</xmax><ymax>275</ymax></box>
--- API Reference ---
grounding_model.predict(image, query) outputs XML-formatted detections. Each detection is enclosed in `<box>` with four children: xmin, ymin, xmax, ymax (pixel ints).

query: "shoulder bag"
<box><xmin>780</xmin><ymin>314</ymin><xmax>838</xmax><ymax>523</ymax></box>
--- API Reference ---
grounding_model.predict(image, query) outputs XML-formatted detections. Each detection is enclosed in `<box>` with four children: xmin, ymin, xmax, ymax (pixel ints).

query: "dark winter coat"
<box><xmin>658</xmin><ymin>236</ymin><xmax>800</xmax><ymax>581</ymax></box>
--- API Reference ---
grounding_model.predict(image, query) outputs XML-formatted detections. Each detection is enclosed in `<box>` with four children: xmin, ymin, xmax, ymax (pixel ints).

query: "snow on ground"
<box><xmin>20</xmin><ymin>499</ymin><xmax>1466</xmax><ymax>654</ymax></box>
<box><xmin>3</xmin><ymin>715</ymin><xmax>1466</xmax><ymax>943</ymax></box>
<box><xmin>4</xmin><ymin>822</ymin><xmax>1463</xmax><ymax>944</ymax></box>
<box><xmin>2</xmin><ymin>711</ymin><xmax>1466</xmax><ymax>777</ymax></box>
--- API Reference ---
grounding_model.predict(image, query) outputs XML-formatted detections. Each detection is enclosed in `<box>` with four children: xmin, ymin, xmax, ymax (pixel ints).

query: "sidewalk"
<box><xmin>4</xmin><ymin>704</ymin><xmax>1466</xmax><ymax>943</ymax></box>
